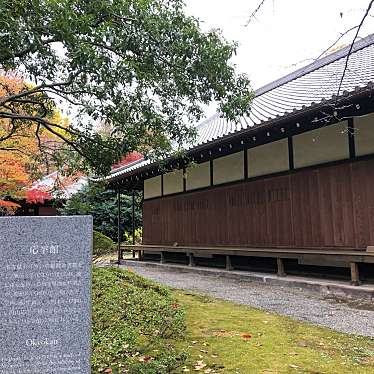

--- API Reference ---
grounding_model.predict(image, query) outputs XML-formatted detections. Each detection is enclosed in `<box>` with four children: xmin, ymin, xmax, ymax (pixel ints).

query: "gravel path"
<box><xmin>121</xmin><ymin>264</ymin><xmax>374</xmax><ymax>337</ymax></box>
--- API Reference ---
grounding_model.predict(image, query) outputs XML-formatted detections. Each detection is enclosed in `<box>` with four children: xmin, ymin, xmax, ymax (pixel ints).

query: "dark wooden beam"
<box><xmin>288</xmin><ymin>136</ymin><xmax>294</xmax><ymax>170</ymax></box>
<box><xmin>348</xmin><ymin>117</ymin><xmax>356</xmax><ymax>159</ymax></box>
<box><xmin>277</xmin><ymin>257</ymin><xmax>286</xmax><ymax>277</ymax></box>
<box><xmin>350</xmin><ymin>262</ymin><xmax>360</xmax><ymax>286</ymax></box>
<box><xmin>117</xmin><ymin>187</ymin><xmax>122</xmax><ymax>264</ymax></box>
<box><xmin>131</xmin><ymin>191</ymin><xmax>136</xmax><ymax>245</ymax></box>
<box><xmin>244</xmin><ymin>149</ymin><xmax>248</xmax><ymax>179</ymax></box>
<box><xmin>210</xmin><ymin>159</ymin><xmax>214</xmax><ymax>186</ymax></box>
<box><xmin>183</xmin><ymin>167</ymin><xmax>187</xmax><ymax>192</ymax></box>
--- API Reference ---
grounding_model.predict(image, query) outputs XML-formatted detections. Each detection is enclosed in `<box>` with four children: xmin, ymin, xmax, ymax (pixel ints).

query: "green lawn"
<box><xmin>174</xmin><ymin>291</ymin><xmax>374</xmax><ymax>374</ymax></box>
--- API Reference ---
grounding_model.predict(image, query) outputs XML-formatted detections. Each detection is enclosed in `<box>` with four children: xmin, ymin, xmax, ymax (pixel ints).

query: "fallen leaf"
<box><xmin>104</xmin><ymin>369</ymin><xmax>112</xmax><ymax>373</ymax></box>
<box><xmin>289</xmin><ymin>364</ymin><xmax>299</xmax><ymax>369</ymax></box>
<box><xmin>241</xmin><ymin>333</ymin><xmax>252</xmax><ymax>340</ymax></box>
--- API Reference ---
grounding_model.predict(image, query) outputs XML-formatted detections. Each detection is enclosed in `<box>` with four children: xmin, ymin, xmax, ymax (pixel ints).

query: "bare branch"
<box><xmin>336</xmin><ymin>0</ymin><xmax>374</xmax><ymax>99</ymax></box>
<box><xmin>0</xmin><ymin>70</ymin><xmax>85</xmax><ymax>106</ymax></box>
<box><xmin>245</xmin><ymin>0</ymin><xmax>267</xmax><ymax>26</ymax></box>
<box><xmin>315</xmin><ymin>25</ymin><xmax>359</xmax><ymax>61</ymax></box>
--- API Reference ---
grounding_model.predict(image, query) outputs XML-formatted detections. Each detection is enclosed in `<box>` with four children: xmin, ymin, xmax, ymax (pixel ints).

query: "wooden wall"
<box><xmin>142</xmin><ymin>158</ymin><xmax>374</xmax><ymax>250</ymax></box>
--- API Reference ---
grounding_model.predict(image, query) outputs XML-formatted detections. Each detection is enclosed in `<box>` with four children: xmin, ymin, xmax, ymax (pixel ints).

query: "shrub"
<box><xmin>92</xmin><ymin>267</ymin><xmax>187</xmax><ymax>373</ymax></box>
<box><xmin>93</xmin><ymin>230</ymin><xmax>115</xmax><ymax>256</ymax></box>
<box><xmin>61</xmin><ymin>182</ymin><xmax>142</xmax><ymax>241</ymax></box>
<box><xmin>123</xmin><ymin>227</ymin><xmax>143</xmax><ymax>245</ymax></box>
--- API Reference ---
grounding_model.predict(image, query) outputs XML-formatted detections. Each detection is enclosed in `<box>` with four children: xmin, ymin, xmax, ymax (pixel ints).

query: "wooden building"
<box><xmin>108</xmin><ymin>35</ymin><xmax>374</xmax><ymax>284</ymax></box>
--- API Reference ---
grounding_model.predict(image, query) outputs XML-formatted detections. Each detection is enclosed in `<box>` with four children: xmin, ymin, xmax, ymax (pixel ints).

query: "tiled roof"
<box><xmin>109</xmin><ymin>158</ymin><xmax>151</xmax><ymax>180</ymax></box>
<box><xmin>108</xmin><ymin>33</ymin><xmax>374</xmax><ymax>181</ymax></box>
<box><xmin>32</xmin><ymin>171</ymin><xmax>88</xmax><ymax>198</ymax></box>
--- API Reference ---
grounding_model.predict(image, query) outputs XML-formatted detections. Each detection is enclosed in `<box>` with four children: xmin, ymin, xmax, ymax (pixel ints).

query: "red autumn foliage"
<box><xmin>26</xmin><ymin>188</ymin><xmax>53</xmax><ymax>204</ymax></box>
<box><xmin>0</xmin><ymin>200</ymin><xmax>21</xmax><ymax>208</ymax></box>
<box><xmin>111</xmin><ymin>152</ymin><xmax>143</xmax><ymax>170</ymax></box>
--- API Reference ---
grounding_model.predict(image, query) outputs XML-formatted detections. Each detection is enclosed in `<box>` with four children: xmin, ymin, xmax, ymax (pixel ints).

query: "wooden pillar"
<box><xmin>188</xmin><ymin>253</ymin><xmax>195</xmax><ymax>267</ymax></box>
<box><xmin>160</xmin><ymin>251</ymin><xmax>166</xmax><ymax>264</ymax></box>
<box><xmin>131</xmin><ymin>191</ymin><xmax>136</xmax><ymax>245</ymax></box>
<box><xmin>117</xmin><ymin>187</ymin><xmax>122</xmax><ymax>264</ymax></box>
<box><xmin>226</xmin><ymin>255</ymin><xmax>233</xmax><ymax>271</ymax></box>
<box><xmin>350</xmin><ymin>262</ymin><xmax>360</xmax><ymax>286</ymax></box>
<box><xmin>277</xmin><ymin>258</ymin><xmax>286</xmax><ymax>277</ymax></box>
<box><xmin>131</xmin><ymin>191</ymin><xmax>136</xmax><ymax>259</ymax></box>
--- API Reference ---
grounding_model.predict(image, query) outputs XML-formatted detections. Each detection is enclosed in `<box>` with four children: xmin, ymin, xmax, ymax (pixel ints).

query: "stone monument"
<box><xmin>0</xmin><ymin>216</ymin><xmax>93</xmax><ymax>373</ymax></box>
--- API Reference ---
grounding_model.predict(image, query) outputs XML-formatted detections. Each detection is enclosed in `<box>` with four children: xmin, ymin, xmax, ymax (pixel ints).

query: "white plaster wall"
<box><xmin>248</xmin><ymin>138</ymin><xmax>289</xmax><ymax>178</ymax></box>
<box><xmin>213</xmin><ymin>151</ymin><xmax>244</xmax><ymax>185</ymax></box>
<box><xmin>163</xmin><ymin>169</ymin><xmax>184</xmax><ymax>195</ymax></box>
<box><xmin>354</xmin><ymin>113</ymin><xmax>374</xmax><ymax>156</ymax></box>
<box><xmin>293</xmin><ymin>122</ymin><xmax>349</xmax><ymax>168</ymax></box>
<box><xmin>144</xmin><ymin>175</ymin><xmax>162</xmax><ymax>199</ymax></box>
<box><xmin>186</xmin><ymin>161</ymin><xmax>210</xmax><ymax>191</ymax></box>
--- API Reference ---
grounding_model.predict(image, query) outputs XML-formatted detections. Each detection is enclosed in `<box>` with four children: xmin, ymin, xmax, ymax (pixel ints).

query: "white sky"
<box><xmin>185</xmin><ymin>0</ymin><xmax>374</xmax><ymax>95</ymax></box>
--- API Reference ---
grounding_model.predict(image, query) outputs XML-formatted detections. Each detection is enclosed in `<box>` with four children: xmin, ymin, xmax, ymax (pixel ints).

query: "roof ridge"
<box><xmin>255</xmin><ymin>33</ymin><xmax>374</xmax><ymax>97</ymax></box>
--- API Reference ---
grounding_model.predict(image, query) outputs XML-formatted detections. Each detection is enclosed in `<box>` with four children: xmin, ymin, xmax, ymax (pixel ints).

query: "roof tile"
<box><xmin>108</xmin><ymin>34</ymin><xmax>374</xmax><ymax>180</ymax></box>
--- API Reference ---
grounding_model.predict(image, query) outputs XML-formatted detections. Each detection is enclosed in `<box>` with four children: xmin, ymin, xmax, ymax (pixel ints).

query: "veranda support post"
<box><xmin>132</xmin><ymin>190</ymin><xmax>136</xmax><ymax>258</ymax></box>
<box><xmin>117</xmin><ymin>187</ymin><xmax>122</xmax><ymax>264</ymax></box>
<box><xmin>132</xmin><ymin>191</ymin><xmax>136</xmax><ymax>245</ymax></box>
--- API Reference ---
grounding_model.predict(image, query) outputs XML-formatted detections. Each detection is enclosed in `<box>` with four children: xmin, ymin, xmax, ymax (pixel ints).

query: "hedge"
<box><xmin>93</xmin><ymin>230</ymin><xmax>115</xmax><ymax>256</ymax></box>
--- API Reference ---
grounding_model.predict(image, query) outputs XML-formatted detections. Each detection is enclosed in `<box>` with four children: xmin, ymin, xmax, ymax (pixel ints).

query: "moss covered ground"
<box><xmin>92</xmin><ymin>266</ymin><xmax>374</xmax><ymax>373</ymax></box>
<box><xmin>175</xmin><ymin>291</ymin><xmax>374</xmax><ymax>374</ymax></box>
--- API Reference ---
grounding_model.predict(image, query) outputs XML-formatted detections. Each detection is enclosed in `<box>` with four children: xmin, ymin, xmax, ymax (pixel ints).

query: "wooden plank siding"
<box><xmin>142</xmin><ymin>158</ymin><xmax>374</xmax><ymax>250</ymax></box>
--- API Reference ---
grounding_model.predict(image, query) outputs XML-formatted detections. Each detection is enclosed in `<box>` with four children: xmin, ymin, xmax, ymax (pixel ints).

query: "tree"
<box><xmin>61</xmin><ymin>182</ymin><xmax>142</xmax><ymax>241</ymax></box>
<box><xmin>0</xmin><ymin>74</ymin><xmax>67</xmax><ymax>199</ymax></box>
<box><xmin>0</xmin><ymin>0</ymin><xmax>253</xmax><ymax>175</ymax></box>
<box><xmin>0</xmin><ymin>154</ymin><xmax>29</xmax><ymax>199</ymax></box>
